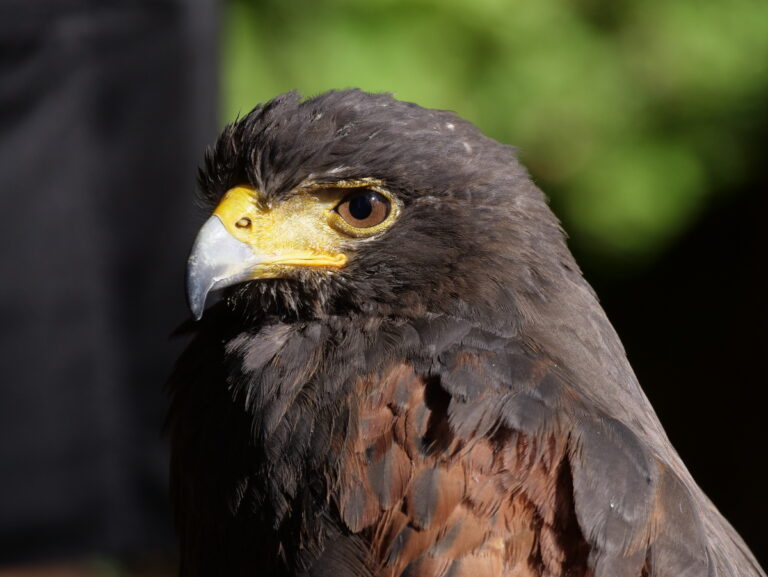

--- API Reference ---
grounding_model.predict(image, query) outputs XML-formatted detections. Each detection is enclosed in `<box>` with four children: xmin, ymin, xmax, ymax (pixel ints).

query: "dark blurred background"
<box><xmin>0</xmin><ymin>0</ymin><xmax>218</xmax><ymax>574</ymax></box>
<box><xmin>1</xmin><ymin>0</ymin><xmax>766</xmax><ymax>574</ymax></box>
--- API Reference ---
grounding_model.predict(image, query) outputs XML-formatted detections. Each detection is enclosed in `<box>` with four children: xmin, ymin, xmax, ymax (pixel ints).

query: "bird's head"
<box><xmin>188</xmin><ymin>90</ymin><xmax>574</xmax><ymax>329</ymax></box>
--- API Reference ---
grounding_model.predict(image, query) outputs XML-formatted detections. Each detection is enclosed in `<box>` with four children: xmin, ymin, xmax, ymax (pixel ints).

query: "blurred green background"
<box><xmin>222</xmin><ymin>0</ymin><xmax>768</xmax><ymax>271</ymax></box>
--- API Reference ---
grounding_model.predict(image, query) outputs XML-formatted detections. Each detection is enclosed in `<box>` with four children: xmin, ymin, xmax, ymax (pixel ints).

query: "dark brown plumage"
<box><xmin>168</xmin><ymin>90</ymin><xmax>765</xmax><ymax>577</ymax></box>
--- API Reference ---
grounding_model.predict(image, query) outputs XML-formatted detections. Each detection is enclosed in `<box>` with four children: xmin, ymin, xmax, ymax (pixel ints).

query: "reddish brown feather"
<box><xmin>446</xmin><ymin>550</ymin><xmax>505</xmax><ymax>577</ymax></box>
<box><xmin>368</xmin><ymin>442</ymin><xmax>412</xmax><ymax>510</ymax></box>
<box><xmin>338</xmin><ymin>462</ymin><xmax>380</xmax><ymax>532</ymax></box>
<box><xmin>334</xmin><ymin>363</ymin><xmax>593</xmax><ymax>577</ymax></box>
<box><xmin>405</xmin><ymin>464</ymin><xmax>465</xmax><ymax>530</ymax></box>
<box><xmin>397</xmin><ymin>555</ymin><xmax>453</xmax><ymax>577</ymax></box>
<box><xmin>430</xmin><ymin>502</ymin><xmax>489</xmax><ymax>559</ymax></box>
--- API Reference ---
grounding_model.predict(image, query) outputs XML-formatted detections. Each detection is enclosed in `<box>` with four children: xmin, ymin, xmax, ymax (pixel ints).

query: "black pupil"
<box><xmin>348</xmin><ymin>192</ymin><xmax>375</xmax><ymax>220</ymax></box>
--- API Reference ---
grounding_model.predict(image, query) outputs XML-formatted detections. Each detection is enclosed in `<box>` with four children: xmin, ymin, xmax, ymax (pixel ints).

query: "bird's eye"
<box><xmin>335</xmin><ymin>190</ymin><xmax>391</xmax><ymax>229</ymax></box>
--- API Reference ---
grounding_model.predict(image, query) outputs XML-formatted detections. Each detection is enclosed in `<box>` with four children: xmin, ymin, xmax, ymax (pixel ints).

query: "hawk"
<box><xmin>169</xmin><ymin>90</ymin><xmax>765</xmax><ymax>577</ymax></box>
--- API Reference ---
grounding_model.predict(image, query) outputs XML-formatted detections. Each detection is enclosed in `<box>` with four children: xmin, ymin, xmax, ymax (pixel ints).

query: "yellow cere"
<box><xmin>211</xmin><ymin>182</ymin><xmax>398</xmax><ymax>279</ymax></box>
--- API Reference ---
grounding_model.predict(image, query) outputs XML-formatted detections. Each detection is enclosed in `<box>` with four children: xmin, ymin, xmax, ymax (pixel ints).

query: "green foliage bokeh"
<box><xmin>223</xmin><ymin>0</ymin><xmax>768</xmax><ymax>268</ymax></box>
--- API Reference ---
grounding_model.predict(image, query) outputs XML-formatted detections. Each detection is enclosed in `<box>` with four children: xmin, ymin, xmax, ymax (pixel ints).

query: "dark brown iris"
<box><xmin>336</xmin><ymin>190</ymin><xmax>390</xmax><ymax>228</ymax></box>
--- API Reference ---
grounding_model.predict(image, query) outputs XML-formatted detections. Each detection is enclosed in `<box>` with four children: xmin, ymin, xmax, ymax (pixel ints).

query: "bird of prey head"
<box><xmin>171</xmin><ymin>90</ymin><xmax>765</xmax><ymax>577</ymax></box>
<box><xmin>187</xmin><ymin>90</ymin><xmax>561</xmax><ymax>330</ymax></box>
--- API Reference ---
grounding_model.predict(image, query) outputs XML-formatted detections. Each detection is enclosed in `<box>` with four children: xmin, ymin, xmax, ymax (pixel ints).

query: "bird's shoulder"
<box><xmin>332</xmin><ymin>317</ymin><xmax>739</xmax><ymax>577</ymax></box>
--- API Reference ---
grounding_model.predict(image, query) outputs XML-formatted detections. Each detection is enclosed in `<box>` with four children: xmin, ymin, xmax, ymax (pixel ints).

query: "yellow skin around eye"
<box><xmin>211</xmin><ymin>182</ymin><xmax>398</xmax><ymax>278</ymax></box>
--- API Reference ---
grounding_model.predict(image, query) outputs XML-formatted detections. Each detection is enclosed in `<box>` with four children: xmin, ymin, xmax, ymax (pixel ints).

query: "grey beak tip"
<box><xmin>186</xmin><ymin>272</ymin><xmax>206</xmax><ymax>321</ymax></box>
<box><xmin>190</xmin><ymin>300</ymin><xmax>205</xmax><ymax>322</ymax></box>
<box><xmin>187</xmin><ymin>253</ymin><xmax>213</xmax><ymax>321</ymax></box>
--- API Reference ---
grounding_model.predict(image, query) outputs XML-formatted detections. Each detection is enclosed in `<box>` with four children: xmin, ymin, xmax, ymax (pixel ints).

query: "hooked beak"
<box><xmin>185</xmin><ymin>186</ymin><xmax>348</xmax><ymax>320</ymax></box>
<box><xmin>186</xmin><ymin>215</ymin><xmax>264</xmax><ymax>320</ymax></box>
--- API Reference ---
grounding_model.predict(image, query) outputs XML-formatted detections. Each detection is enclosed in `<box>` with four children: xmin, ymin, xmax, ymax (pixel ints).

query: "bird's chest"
<box><xmin>212</xmin><ymin>320</ymin><xmax>565</xmax><ymax>577</ymax></box>
<box><xmin>240</xmin><ymin>362</ymin><xmax>541</xmax><ymax>577</ymax></box>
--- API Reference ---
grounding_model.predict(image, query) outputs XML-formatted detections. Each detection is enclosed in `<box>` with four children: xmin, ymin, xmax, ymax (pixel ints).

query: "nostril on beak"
<box><xmin>235</xmin><ymin>217</ymin><xmax>251</xmax><ymax>229</ymax></box>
